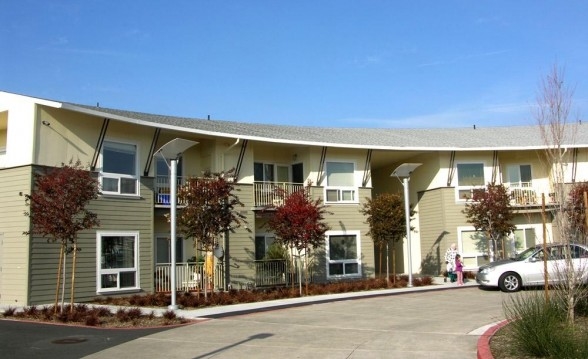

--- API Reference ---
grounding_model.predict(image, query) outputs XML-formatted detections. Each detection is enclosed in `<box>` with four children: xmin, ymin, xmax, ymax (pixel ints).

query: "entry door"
<box><xmin>292</xmin><ymin>163</ymin><xmax>304</xmax><ymax>184</ymax></box>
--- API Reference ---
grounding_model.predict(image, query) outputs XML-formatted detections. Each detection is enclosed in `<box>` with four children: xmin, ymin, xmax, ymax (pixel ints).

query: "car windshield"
<box><xmin>514</xmin><ymin>246</ymin><xmax>539</xmax><ymax>261</ymax></box>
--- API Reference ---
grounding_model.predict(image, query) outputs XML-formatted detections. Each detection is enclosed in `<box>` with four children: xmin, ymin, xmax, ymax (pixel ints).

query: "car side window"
<box><xmin>534</xmin><ymin>249</ymin><xmax>548</xmax><ymax>261</ymax></box>
<box><xmin>549</xmin><ymin>247</ymin><xmax>563</xmax><ymax>260</ymax></box>
<box><xmin>571</xmin><ymin>245</ymin><xmax>588</xmax><ymax>259</ymax></box>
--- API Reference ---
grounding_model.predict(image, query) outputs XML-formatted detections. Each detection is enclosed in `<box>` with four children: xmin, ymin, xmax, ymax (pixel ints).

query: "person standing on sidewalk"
<box><xmin>444</xmin><ymin>243</ymin><xmax>459</xmax><ymax>283</ymax></box>
<box><xmin>455</xmin><ymin>254</ymin><xmax>464</xmax><ymax>285</ymax></box>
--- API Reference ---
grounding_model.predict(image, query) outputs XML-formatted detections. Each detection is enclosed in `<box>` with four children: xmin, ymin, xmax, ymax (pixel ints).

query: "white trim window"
<box><xmin>326</xmin><ymin>230</ymin><xmax>361</xmax><ymax>278</ymax></box>
<box><xmin>101</xmin><ymin>140</ymin><xmax>139</xmax><ymax>195</ymax></box>
<box><xmin>457</xmin><ymin>227</ymin><xmax>489</xmax><ymax>269</ymax></box>
<box><xmin>459</xmin><ymin>225</ymin><xmax>542</xmax><ymax>268</ymax></box>
<box><xmin>506</xmin><ymin>164</ymin><xmax>532</xmax><ymax>188</ymax></box>
<box><xmin>456</xmin><ymin>163</ymin><xmax>486</xmax><ymax>201</ymax></box>
<box><xmin>510</xmin><ymin>226</ymin><xmax>538</xmax><ymax>256</ymax></box>
<box><xmin>97</xmin><ymin>232</ymin><xmax>139</xmax><ymax>292</ymax></box>
<box><xmin>325</xmin><ymin>161</ymin><xmax>357</xmax><ymax>203</ymax></box>
<box><xmin>254</xmin><ymin>162</ymin><xmax>290</xmax><ymax>183</ymax></box>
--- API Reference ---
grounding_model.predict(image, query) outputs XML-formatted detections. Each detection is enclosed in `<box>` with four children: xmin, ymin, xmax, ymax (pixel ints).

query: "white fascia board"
<box><xmin>59</xmin><ymin>103</ymin><xmax>588</xmax><ymax>153</ymax></box>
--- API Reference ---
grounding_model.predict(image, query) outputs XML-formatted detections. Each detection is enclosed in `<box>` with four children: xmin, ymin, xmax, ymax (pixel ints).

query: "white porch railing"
<box><xmin>154</xmin><ymin>175</ymin><xmax>186</xmax><ymax>205</ymax></box>
<box><xmin>253</xmin><ymin>182</ymin><xmax>305</xmax><ymax>207</ymax></box>
<box><xmin>154</xmin><ymin>262</ymin><xmax>224</xmax><ymax>292</ymax></box>
<box><xmin>507</xmin><ymin>183</ymin><xmax>556</xmax><ymax>206</ymax></box>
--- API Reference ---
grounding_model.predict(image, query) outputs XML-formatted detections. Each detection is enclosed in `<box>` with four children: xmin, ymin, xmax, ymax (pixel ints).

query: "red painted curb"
<box><xmin>477</xmin><ymin>320</ymin><xmax>509</xmax><ymax>359</ymax></box>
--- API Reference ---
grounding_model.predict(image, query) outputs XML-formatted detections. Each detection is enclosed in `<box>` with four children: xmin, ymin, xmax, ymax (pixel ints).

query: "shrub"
<box><xmin>116</xmin><ymin>308</ymin><xmax>131</xmax><ymax>322</ymax></box>
<box><xmin>85</xmin><ymin>313</ymin><xmax>101</xmax><ymax>326</ymax></box>
<box><xmin>126</xmin><ymin>308</ymin><xmax>143</xmax><ymax>320</ymax></box>
<box><xmin>2</xmin><ymin>307</ymin><xmax>16</xmax><ymax>317</ymax></box>
<box><xmin>162</xmin><ymin>310</ymin><xmax>176</xmax><ymax>320</ymax></box>
<box><xmin>503</xmin><ymin>291</ymin><xmax>588</xmax><ymax>358</ymax></box>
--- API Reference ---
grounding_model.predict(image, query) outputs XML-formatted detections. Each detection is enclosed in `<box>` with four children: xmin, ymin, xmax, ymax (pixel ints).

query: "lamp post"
<box><xmin>391</xmin><ymin>163</ymin><xmax>422</xmax><ymax>288</ymax></box>
<box><xmin>154</xmin><ymin>138</ymin><xmax>198</xmax><ymax>310</ymax></box>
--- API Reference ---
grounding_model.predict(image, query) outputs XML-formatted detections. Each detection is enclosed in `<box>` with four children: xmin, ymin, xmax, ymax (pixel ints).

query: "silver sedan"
<box><xmin>476</xmin><ymin>243</ymin><xmax>588</xmax><ymax>292</ymax></box>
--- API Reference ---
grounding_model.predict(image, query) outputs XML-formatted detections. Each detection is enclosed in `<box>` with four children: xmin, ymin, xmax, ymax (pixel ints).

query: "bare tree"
<box><xmin>535</xmin><ymin>64</ymin><xmax>586</xmax><ymax>323</ymax></box>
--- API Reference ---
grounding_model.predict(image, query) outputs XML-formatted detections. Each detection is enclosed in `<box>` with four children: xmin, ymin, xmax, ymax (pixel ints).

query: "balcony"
<box><xmin>154</xmin><ymin>175</ymin><xmax>186</xmax><ymax>205</ymax></box>
<box><xmin>253</xmin><ymin>182</ymin><xmax>305</xmax><ymax>207</ymax></box>
<box><xmin>507</xmin><ymin>183</ymin><xmax>556</xmax><ymax>207</ymax></box>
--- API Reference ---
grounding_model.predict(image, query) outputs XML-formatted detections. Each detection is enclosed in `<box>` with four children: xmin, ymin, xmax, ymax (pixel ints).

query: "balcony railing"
<box><xmin>253</xmin><ymin>182</ymin><xmax>305</xmax><ymax>207</ymax></box>
<box><xmin>154</xmin><ymin>175</ymin><xmax>186</xmax><ymax>205</ymax></box>
<box><xmin>507</xmin><ymin>184</ymin><xmax>556</xmax><ymax>206</ymax></box>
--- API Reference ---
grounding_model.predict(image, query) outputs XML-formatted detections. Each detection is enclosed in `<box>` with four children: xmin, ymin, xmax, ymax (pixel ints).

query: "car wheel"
<box><xmin>499</xmin><ymin>272</ymin><xmax>521</xmax><ymax>292</ymax></box>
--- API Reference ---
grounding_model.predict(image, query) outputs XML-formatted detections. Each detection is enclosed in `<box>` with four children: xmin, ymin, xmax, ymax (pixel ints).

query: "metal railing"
<box><xmin>154</xmin><ymin>262</ymin><xmax>224</xmax><ymax>292</ymax></box>
<box><xmin>154</xmin><ymin>175</ymin><xmax>186</xmax><ymax>205</ymax></box>
<box><xmin>253</xmin><ymin>259</ymin><xmax>310</xmax><ymax>287</ymax></box>
<box><xmin>507</xmin><ymin>183</ymin><xmax>557</xmax><ymax>206</ymax></box>
<box><xmin>253</xmin><ymin>182</ymin><xmax>305</xmax><ymax>207</ymax></box>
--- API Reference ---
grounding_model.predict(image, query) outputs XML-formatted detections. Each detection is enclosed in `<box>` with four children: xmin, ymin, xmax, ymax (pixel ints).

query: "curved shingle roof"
<box><xmin>62</xmin><ymin>102</ymin><xmax>588</xmax><ymax>151</ymax></box>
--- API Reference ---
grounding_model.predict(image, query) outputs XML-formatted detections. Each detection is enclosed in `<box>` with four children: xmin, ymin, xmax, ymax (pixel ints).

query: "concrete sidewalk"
<box><xmin>173</xmin><ymin>276</ymin><xmax>478</xmax><ymax>319</ymax></box>
<box><xmin>82</xmin><ymin>278</ymin><xmax>506</xmax><ymax>359</ymax></box>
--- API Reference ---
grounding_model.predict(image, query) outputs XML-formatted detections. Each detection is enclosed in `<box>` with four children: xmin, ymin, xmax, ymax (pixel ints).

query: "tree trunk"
<box><xmin>70</xmin><ymin>241</ymin><xmax>77</xmax><ymax>313</ymax></box>
<box><xmin>378</xmin><ymin>243</ymin><xmax>383</xmax><ymax>278</ymax></box>
<box><xmin>54</xmin><ymin>244</ymin><xmax>64</xmax><ymax>314</ymax></box>
<box><xmin>392</xmin><ymin>244</ymin><xmax>396</xmax><ymax>284</ymax></box>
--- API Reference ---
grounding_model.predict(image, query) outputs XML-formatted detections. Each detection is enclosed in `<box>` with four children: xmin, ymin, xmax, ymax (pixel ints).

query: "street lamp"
<box><xmin>391</xmin><ymin>163</ymin><xmax>422</xmax><ymax>287</ymax></box>
<box><xmin>154</xmin><ymin>138</ymin><xmax>198</xmax><ymax>310</ymax></box>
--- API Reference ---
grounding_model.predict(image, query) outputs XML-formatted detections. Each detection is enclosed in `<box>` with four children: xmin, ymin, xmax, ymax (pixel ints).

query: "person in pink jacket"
<box><xmin>455</xmin><ymin>254</ymin><xmax>464</xmax><ymax>285</ymax></box>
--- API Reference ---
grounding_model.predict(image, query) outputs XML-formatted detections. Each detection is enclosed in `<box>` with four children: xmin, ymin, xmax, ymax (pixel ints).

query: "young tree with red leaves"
<box><xmin>175</xmin><ymin>169</ymin><xmax>245</xmax><ymax>292</ymax></box>
<box><xmin>462</xmin><ymin>183</ymin><xmax>516</xmax><ymax>261</ymax></box>
<box><xmin>567</xmin><ymin>182</ymin><xmax>588</xmax><ymax>245</ymax></box>
<box><xmin>24</xmin><ymin>160</ymin><xmax>100</xmax><ymax>312</ymax></box>
<box><xmin>360</xmin><ymin>193</ymin><xmax>410</xmax><ymax>283</ymax></box>
<box><xmin>265</xmin><ymin>183</ymin><xmax>330</xmax><ymax>294</ymax></box>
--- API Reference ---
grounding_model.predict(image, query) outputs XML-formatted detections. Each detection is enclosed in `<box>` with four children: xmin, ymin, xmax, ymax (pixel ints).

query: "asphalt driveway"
<box><xmin>0</xmin><ymin>319</ymin><xmax>177</xmax><ymax>359</ymax></box>
<box><xmin>80</xmin><ymin>286</ymin><xmax>508</xmax><ymax>359</ymax></box>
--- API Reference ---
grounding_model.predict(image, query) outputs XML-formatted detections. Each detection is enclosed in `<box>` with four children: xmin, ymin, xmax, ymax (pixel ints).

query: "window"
<box><xmin>512</xmin><ymin>227</ymin><xmax>536</xmax><ymax>254</ymax></box>
<box><xmin>507</xmin><ymin>164</ymin><xmax>532</xmax><ymax>187</ymax></box>
<box><xmin>156</xmin><ymin>156</ymin><xmax>183</xmax><ymax>178</ymax></box>
<box><xmin>254</xmin><ymin>162</ymin><xmax>290</xmax><ymax>182</ymax></box>
<box><xmin>156</xmin><ymin>236</ymin><xmax>184</xmax><ymax>264</ymax></box>
<box><xmin>456</xmin><ymin>163</ymin><xmax>485</xmax><ymax>200</ymax></box>
<box><xmin>101</xmin><ymin>141</ymin><xmax>138</xmax><ymax>195</ymax></box>
<box><xmin>327</xmin><ymin>231</ymin><xmax>360</xmax><ymax>277</ymax></box>
<box><xmin>255</xmin><ymin>235</ymin><xmax>276</xmax><ymax>260</ymax></box>
<box><xmin>97</xmin><ymin>232</ymin><xmax>138</xmax><ymax>292</ymax></box>
<box><xmin>325</xmin><ymin>162</ymin><xmax>356</xmax><ymax>203</ymax></box>
<box><xmin>458</xmin><ymin>228</ymin><xmax>490</xmax><ymax>268</ymax></box>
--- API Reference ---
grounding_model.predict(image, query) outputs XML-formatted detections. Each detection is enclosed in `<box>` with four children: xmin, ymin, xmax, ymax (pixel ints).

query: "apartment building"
<box><xmin>1</xmin><ymin>91</ymin><xmax>586</xmax><ymax>305</ymax></box>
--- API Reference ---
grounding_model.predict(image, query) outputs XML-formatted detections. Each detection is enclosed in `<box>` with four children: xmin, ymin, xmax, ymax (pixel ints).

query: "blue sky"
<box><xmin>2</xmin><ymin>1</ymin><xmax>587</xmax><ymax>128</ymax></box>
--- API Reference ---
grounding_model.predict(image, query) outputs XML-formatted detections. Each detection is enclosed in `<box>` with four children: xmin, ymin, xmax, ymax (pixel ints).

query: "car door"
<box><xmin>523</xmin><ymin>247</ymin><xmax>562</xmax><ymax>285</ymax></box>
<box><xmin>569</xmin><ymin>245</ymin><xmax>588</xmax><ymax>283</ymax></box>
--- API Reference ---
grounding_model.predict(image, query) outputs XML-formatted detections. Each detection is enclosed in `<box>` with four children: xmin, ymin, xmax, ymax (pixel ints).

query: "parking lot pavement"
<box><xmin>0</xmin><ymin>319</ymin><xmax>176</xmax><ymax>359</ymax></box>
<box><xmin>81</xmin><ymin>285</ymin><xmax>509</xmax><ymax>359</ymax></box>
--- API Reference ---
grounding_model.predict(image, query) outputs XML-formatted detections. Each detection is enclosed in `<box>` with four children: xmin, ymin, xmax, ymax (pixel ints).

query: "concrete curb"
<box><xmin>477</xmin><ymin>319</ymin><xmax>509</xmax><ymax>359</ymax></box>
